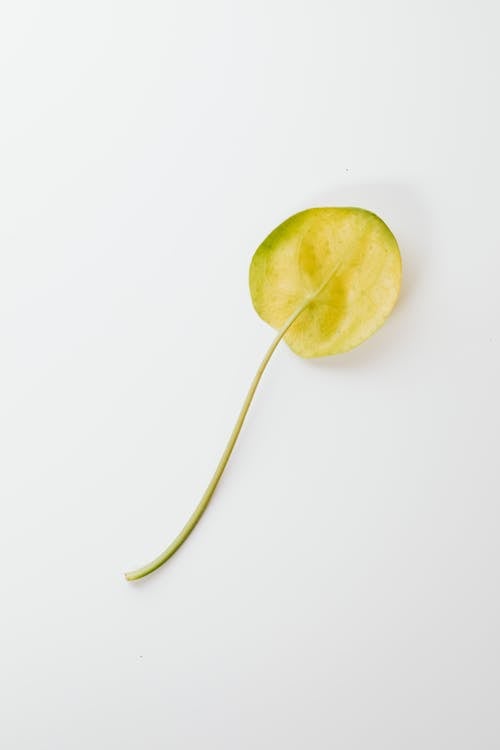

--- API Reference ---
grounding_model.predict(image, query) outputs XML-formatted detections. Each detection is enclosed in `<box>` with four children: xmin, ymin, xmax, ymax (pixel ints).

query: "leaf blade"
<box><xmin>249</xmin><ymin>207</ymin><xmax>402</xmax><ymax>357</ymax></box>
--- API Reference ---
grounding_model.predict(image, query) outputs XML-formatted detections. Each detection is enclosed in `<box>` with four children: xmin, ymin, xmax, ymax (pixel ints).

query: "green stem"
<box><xmin>124</xmin><ymin>304</ymin><xmax>307</xmax><ymax>581</ymax></box>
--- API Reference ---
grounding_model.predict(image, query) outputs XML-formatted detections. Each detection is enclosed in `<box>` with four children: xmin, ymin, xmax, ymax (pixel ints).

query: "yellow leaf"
<box><xmin>249</xmin><ymin>207</ymin><xmax>401</xmax><ymax>357</ymax></box>
<box><xmin>125</xmin><ymin>207</ymin><xmax>402</xmax><ymax>581</ymax></box>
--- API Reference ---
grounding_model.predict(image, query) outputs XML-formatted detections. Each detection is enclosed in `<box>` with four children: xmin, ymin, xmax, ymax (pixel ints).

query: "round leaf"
<box><xmin>249</xmin><ymin>207</ymin><xmax>402</xmax><ymax>357</ymax></box>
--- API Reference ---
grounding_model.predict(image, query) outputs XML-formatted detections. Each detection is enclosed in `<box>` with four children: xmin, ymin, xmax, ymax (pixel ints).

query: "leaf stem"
<box><xmin>124</xmin><ymin>304</ymin><xmax>307</xmax><ymax>581</ymax></box>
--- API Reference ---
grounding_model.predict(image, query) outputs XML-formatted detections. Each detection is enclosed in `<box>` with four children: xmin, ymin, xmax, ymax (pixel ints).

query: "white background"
<box><xmin>1</xmin><ymin>2</ymin><xmax>499</xmax><ymax>748</ymax></box>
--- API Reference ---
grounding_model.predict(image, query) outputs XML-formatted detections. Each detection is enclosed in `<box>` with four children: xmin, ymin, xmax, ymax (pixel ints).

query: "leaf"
<box><xmin>125</xmin><ymin>207</ymin><xmax>402</xmax><ymax>581</ymax></box>
<box><xmin>249</xmin><ymin>207</ymin><xmax>401</xmax><ymax>357</ymax></box>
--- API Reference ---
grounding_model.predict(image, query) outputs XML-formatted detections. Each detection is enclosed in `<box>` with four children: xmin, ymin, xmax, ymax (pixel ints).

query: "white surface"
<box><xmin>1</xmin><ymin>2</ymin><xmax>499</xmax><ymax>748</ymax></box>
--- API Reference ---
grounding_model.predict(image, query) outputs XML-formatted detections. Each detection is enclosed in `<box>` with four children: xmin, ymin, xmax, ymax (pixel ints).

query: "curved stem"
<box><xmin>124</xmin><ymin>304</ymin><xmax>306</xmax><ymax>581</ymax></box>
